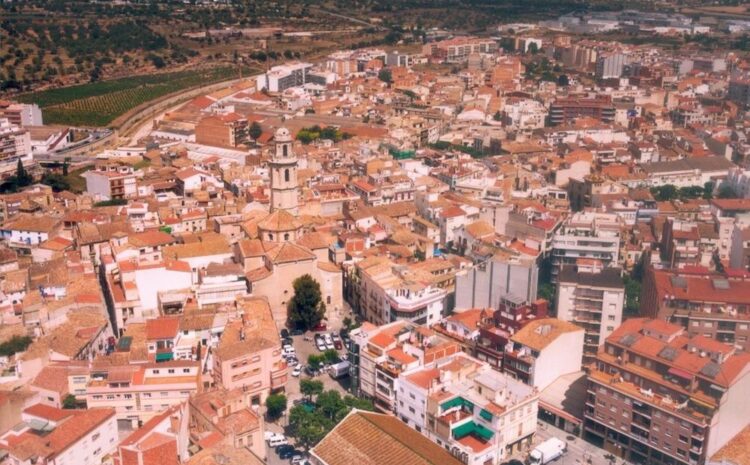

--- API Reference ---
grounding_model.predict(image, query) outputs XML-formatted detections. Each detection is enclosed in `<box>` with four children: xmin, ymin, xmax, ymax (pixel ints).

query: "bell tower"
<box><xmin>269</xmin><ymin>127</ymin><xmax>298</xmax><ymax>214</ymax></box>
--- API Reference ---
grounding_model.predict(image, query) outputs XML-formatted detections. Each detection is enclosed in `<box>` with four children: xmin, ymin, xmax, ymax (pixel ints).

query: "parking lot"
<box><xmin>265</xmin><ymin>329</ymin><xmax>351</xmax><ymax>465</ymax></box>
<box><xmin>528</xmin><ymin>422</ymin><xmax>634</xmax><ymax>465</ymax></box>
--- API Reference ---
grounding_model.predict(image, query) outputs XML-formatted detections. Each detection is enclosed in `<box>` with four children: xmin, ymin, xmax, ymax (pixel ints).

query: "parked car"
<box><xmin>323</xmin><ymin>334</ymin><xmax>334</xmax><ymax>350</ymax></box>
<box><xmin>282</xmin><ymin>337</ymin><xmax>294</xmax><ymax>346</ymax></box>
<box><xmin>305</xmin><ymin>365</ymin><xmax>320</xmax><ymax>377</ymax></box>
<box><xmin>315</xmin><ymin>339</ymin><xmax>327</xmax><ymax>352</ymax></box>
<box><xmin>290</xmin><ymin>329</ymin><xmax>304</xmax><ymax>336</ymax></box>
<box><xmin>312</xmin><ymin>322</ymin><xmax>328</xmax><ymax>332</ymax></box>
<box><xmin>292</xmin><ymin>366</ymin><xmax>301</xmax><ymax>377</ymax></box>
<box><xmin>279</xmin><ymin>448</ymin><xmax>301</xmax><ymax>459</ymax></box>
<box><xmin>268</xmin><ymin>435</ymin><xmax>288</xmax><ymax>448</ymax></box>
<box><xmin>291</xmin><ymin>455</ymin><xmax>306</xmax><ymax>464</ymax></box>
<box><xmin>276</xmin><ymin>444</ymin><xmax>294</xmax><ymax>456</ymax></box>
<box><xmin>333</xmin><ymin>339</ymin><xmax>343</xmax><ymax>350</ymax></box>
<box><xmin>280</xmin><ymin>329</ymin><xmax>289</xmax><ymax>339</ymax></box>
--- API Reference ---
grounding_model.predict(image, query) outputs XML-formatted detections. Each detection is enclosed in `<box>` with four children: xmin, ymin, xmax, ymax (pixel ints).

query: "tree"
<box><xmin>718</xmin><ymin>184</ymin><xmax>737</xmax><ymax>199</ymax></box>
<box><xmin>528</xmin><ymin>42</ymin><xmax>539</xmax><ymax>54</ymax></box>
<box><xmin>41</xmin><ymin>173</ymin><xmax>70</xmax><ymax>192</ymax></box>
<box><xmin>287</xmin><ymin>274</ymin><xmax>326</xmax><ymax>330</ymax></box>
<box><xmin>62</xmin><ymin>394</ymin><xmax>77</xmax><ymax>409</ymax></box>
<box><xmin>265</xmin><ymin>393</ymin><xmax>287</xmax><ymax>420</ymax></box>
<box><xmin>248</xmin><ymin>121</ymin><xmax>262</xmax><ymax>144</ymax></box>
<box><xmin>300</xmin><ymin>379</ymin><xmax>324</xmax><ymax>400</ymax></box>
<box><xmin>702</xmin><ymin>181</ymin><xmax>715</xmax><ymax>200</ymax></box>
<box><xmin>650</xmin><ymin>184</ymin><xmax>678</xmax><ymax>201</ymax></box>
<box><xmin>493</xmin><ymin>111</ymin><xmax>502</xmax><ymax>121</ymax></box>
<box><xmin>322</xmin><ymin>349</ymin><xmax>340</xmax><ymax>364</ymax></box>
<box><xmin>378</xmin><ymin>68</ymin><xmax>392</xmax><ymax>84</ymax></box>
<box><xmin>307</xmin><ymin>354</ymin><xmax>325</xmax><ymax>371</ymax></box>
<box><xmin>0</xmin><ymin>335</ymin><xmax>33</xmax><ymax>356</ymax></box>
<box><xmin>557</xmin><ymin>74</ymin><xmax>570</xmax><ymax>86</ymax></box>
<box><xmin>16</xmin><ymin>159</ymin><xmax>32</xmax><ymax>187</ymax></box>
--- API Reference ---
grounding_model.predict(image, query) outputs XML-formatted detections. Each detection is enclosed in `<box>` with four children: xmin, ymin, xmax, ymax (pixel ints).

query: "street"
<box><xmin>530</xmin><ymin>422</ymin><xmax>634</xmax><ymax>465</ymax></box>
<box><xmin>264</xmin><ymin>328</ymin><xmax>351</xmax><ymax>465</ymax></box>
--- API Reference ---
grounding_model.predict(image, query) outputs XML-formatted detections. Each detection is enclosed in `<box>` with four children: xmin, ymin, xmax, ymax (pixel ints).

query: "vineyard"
<box><xmin>18</xmin><ymin>67</ymin><xmax>251</xmax><ymax>127</ymax></box>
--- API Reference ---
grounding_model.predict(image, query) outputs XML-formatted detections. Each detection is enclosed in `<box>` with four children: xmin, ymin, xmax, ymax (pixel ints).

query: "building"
<box><xmin>503</xmin><ymin>318</ymin><xmax>585</xmax><ymax>390</ymax></box>
<box><xmin>422</xmin><ymin>37</ymin><xmax>498</xmax><ymax>63</ymax></box>
<box><xmin>0</xmin><ymin>101</ymin><xmax>43</xmax><ymax>126</ymax></box>
<box><xmin>82</xmin><ymin>164</ymin><xmax>139</xmax><ymax>201</ymax></box>
<box><xmin>195</xmin><ymin>113</ymin><xmax>249</xmax><ymax>148</ymax></box>
<box><xmin>641</xmin><ymin>267</ymin><xmax>750</xmax><ymax>350</ymax></box>
<box><xmin>116</xmin><ymin>403</ymin><xmax>190</xmax><ymax>465</ymax></box>
<box><xmin>595</xmin><ymin>53</ymin><xmax>627</xmax><ymax>80</ymax></box>
<box><xmin>557</xmin><ymin>265</ymin><xmax>625</xmax><ymax>363</ymax></box>
<box><xmin>550</xmin><ymin>212</ymin><xmax>622</xmax><ymax>281</ymax></box>
<box><xmin>454</xmin><ymin>252</ymin><xmax>539</xmax><ymax>311</ymax></box>
<box><xmin>261</xmin><ymin>62</ymin><xmax>313</xmax><ymax>92</ymax></box>
<box><xmin>642</xmin><ymin>157</ymin><xmax>734</xmax><ymax>188</ymax></box>
<box><xmin>584</xmin><ymin>318</ymin><xmax>750</xmax><ymax>465</ymax></box>
<box><xmin>0</xmin><ymin>117</ymin><xmax>31</xmax><ymax>165</ymax></box>
<box><xmin>310</xmin><ymin>410</ymin><xmax>466</xmax><ymax>465</ymax></box>
<box><xmin>549</xmin><ymin>96</ymin><xmax>616</xmax><ymax>126</ymax></box>
<box><xmin>212</xmin><ymin>296</ymin><xmax>287</xmax><ymax>403</ymax></box>
<box><xmin>728</xmin><ymin>76</ymin><xmax>750</xmax><ymax>109</ymax></box>
<box><xmin>351</xmin><ymin>256</ymin><xmax>447</xmax><ymax>326</ymax></box>
<box><xmin>85</xmin><ymin>360</ymin><xmax>200</xmax><ymax>427</ymax></box>
<box><xmin>726</xmin><ymin>167</ymin><xmax>750</xmax><ymax>199</ymax></box>
<box><xmin>347</xmin><ymin>321</ymin><xmax>460</xmax><ymax>411</ymax></box>
<box><xmin>0</xmin><ymin>405</ymin><xmax>117</xmax><ymax>465</ymax></box>
<box><xmin>396</xmin><ymin>352</ymin><xmax>539</xmax><ymax>464</ymax></box>
<box><xmin>189</xmin><ymin>388</ymin><xmax>265</xmax><ymax>459</ymax></box>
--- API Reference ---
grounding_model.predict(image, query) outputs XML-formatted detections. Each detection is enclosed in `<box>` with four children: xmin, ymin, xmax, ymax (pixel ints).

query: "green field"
<box><xmin>17</xmin><ymin>67</ymin><xmax>251</xmax><ymax>127</ymax></box>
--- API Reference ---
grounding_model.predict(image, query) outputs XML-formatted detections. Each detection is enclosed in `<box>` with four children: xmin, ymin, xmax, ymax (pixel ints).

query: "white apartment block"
<box><xmin>395</xmin><ymin>352</ymin><xmax>538</xmax><ymax>465</ymax></box>
<box><xmin>551</xmin><ymin>211</ymin><xmax>622</xmax><ymax>280</ymax></box>
<box><xmin>727</xmin><ymin>167</ymin><xmax>750</xmax><ymax>198</ymax></box>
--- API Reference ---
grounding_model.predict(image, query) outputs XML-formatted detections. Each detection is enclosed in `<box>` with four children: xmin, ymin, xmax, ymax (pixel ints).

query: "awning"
<box><xmin>667</xmin><ymin>367</ymin><xmax>692</xmax><ymax>380</ymax></box>
<box><xmin>452</xmin><ymin>421</ymin><xmax>494</xmax><ymax>441</ymax></box>
<box><xmin>479</xmin><ymin>409</ymin><xmax>493</xmax><ymax>422</ymax></box>
<box><xmin>155</xmin><ymin>352</ymin><xmax>174</xmax><ymax>362</ymax></box>
<box><xmin>440</xmin><ymin>396</ymin><xmax>474</xmax><ymax>412</ymax></box>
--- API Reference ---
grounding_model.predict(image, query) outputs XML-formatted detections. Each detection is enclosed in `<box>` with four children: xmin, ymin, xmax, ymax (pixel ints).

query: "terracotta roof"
<box><xmin>129</xmin><ymin>230</ymin><xmax>175</xmax><ymax>248</ymax></box>
<box><xmin>511</xmin><ymin>318</ymin><xmax>583</xmax><ymax>352</ymax></box>
<box><xmin>145</xmin><ymin>317</ymin><xmax>180</xmax><ymax>340</ymax></box>
<box><xmin>257</xmin><ymin>209</ymin><xmax>302</xmax><ymax>233</ymax></box>
<box><xmin>264</xmin><ymin>242</ymin><xmax>316</xmax><ymax>264</ymax></box>
<box><xmin>311</xmin><ymin>410</ymin><xmax>465</xmax><ymax>465</ymax></box>
<box><xmin>710</xmin><ymin>424</ymin><xmax>750</xmax><ymax>465</ymax></box>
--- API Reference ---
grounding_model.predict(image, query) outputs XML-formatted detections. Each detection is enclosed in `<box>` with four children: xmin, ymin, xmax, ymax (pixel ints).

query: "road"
<box><xmin>310</xmin><ymin>7</ymin><xmax>385</xmax><ymax>30</ymax></box>
<box><xmin>529</xmin><ymin>422</ymin><xmax>634</xmax><ymax>465</ymax></box>
<box><xmin>265</xmin><ymin>327</ymin><xmax>350</xmax><ymax>465</ymax></box>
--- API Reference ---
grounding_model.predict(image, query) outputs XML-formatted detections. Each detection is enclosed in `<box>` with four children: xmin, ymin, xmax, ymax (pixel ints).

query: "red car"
<box><xmin>312</xmin><ymin>322</ymin><xmax>328</xmax><ymax>332</ymax></box>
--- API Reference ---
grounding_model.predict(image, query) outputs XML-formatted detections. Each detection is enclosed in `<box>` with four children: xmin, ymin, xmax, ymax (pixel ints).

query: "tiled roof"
<box><xmin>311</xmin><ymin>410</ymin><xmax>465</xmax><ymax>465</ymax></box>
<box><xmin>257</xmin><ymin>209</ymin><xmax>302</xmax><ymax>233</ymax></box>
<box><xmin>145</xmin><ymin>317</ymin><xmax>180</xmax><ymax>340</ymax></box>
<box><xmin>264</xmin><ymin>242</ymin><xmax>316</xmax><ymax>264</ymax></box>
<box><xmin>511</xmin><ymin>318</ymin><xmax>583</xmax><ymax>352</ymax></box>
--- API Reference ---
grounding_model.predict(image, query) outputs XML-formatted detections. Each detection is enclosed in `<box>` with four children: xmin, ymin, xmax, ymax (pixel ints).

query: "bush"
<box><xmin>94</xmin><ymin>198</ymin><xmax>128</xmax><ymax>207</ymax></box>
<box><xmin>265</xmin><ymin>394</ymin><xmax>287</xmax><ymax>420</ymax></box>
<box><xmin>0</xmin><ymin>335</ymin><xmax>33</xmax><ymax>356</ymax></box>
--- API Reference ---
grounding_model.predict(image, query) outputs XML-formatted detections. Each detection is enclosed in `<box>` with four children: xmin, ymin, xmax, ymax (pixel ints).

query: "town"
<box><xmin>1</xmin><ymin>5</ymin><xmax>750</xmax><ymax>465</ymax></box>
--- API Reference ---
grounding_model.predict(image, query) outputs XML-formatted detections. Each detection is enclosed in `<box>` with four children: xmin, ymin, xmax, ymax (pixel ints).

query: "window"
<box><xmin>153</xmin><ymin>370</ymin><xmax>160</xmax><ymax>374</ymax></box>
<box><xmin>608</xmin><ymin>315</ymin><xmax>615</xmax><ymax>321</ymax></box>
<box><xmin>283</xmin><ymin>145</ymin><xmax>288</xmax><ymax>157</ymax></box>
<box><xmin>183</xmin><ymin>368</ymin><xmax>191</xmax><ymax>373</ymax></box>
<box><xmin>92</xmin><ymin>433</ymin><xmax>100</xmax><ymax>441</ymax></box>
<box><xmin>168</xmin><ymin>369</ymin><xmax>175</xmax><ymax>374</ymax></box>
<box><xmin>284</xmin><ymin>169</ymin><xmax>290</xmax><ymax>182</ymax></box>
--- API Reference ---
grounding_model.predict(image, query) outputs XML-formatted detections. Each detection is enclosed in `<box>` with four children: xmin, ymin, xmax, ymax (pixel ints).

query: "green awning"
<box><xmin>479</xmin><ymin>409</ymin><xmax>493</xmax><ymax>422</ymax></box>
<box><xmin>440</xmin><ymin>396</ymin><xmax>474</xmax><ymax>412</ymax></box>
<box><xmin>452</xmin><ymin>421</ymin><xmax>475</xmax><ymax>439</ymax></box>
<box><xmin>452</xmin><ymin>421</ymin><xmax>494</xmax><ymax>441</ymax></box>
<box><xmin>155</xmin><ymin>352</ymin><xmax>173</xmax><ymax>362</ymax></box>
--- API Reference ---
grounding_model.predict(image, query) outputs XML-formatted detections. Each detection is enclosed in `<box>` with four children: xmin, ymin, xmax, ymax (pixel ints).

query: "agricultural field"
<box><xmin>17</xmin><ymin>67</ymin><xmax>249</xmax><ymax>127</ymax></box>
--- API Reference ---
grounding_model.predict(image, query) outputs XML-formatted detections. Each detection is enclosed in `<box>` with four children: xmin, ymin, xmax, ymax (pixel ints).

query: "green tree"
<box><xmin>265</xmin><ymin>393</ymin><xmax>287</xmax><ymax>420</ymax></box>
<box><xmin>300</xmin><ymin>378</ymin><xmax>324</xmax><ymax>400</ymax></box>
<box><xmin>378</xmin><ymin>68</ymin><xmax>392</xmax><ymax>84</ymax></box>
<box><xmin>248</xmin><ymin>121</ymin><xmax>262</xmax><ymax>144</ymax></box>
<box><xmin>62</xmin><ymin>394</ymin><xmax>77</xmax><ymax>409</ymax></box>
<box><xmin>493</xmin><ymin>111</ymin><xmax>502</xmax><ymax>121</ymax></box>
<box><xmin>650</xmin><ymin>184</ymin><xmax>678</xmax><ymax>201</ymax></box>
<box><xmin>307</xmin><ymin>354</ymin><xmax>325</xmax><ymax>371</ymax></box>
<box><xmin>287</xmin><ymin>274</ymin><xmax>326</xmax><ymax>330</ymax></box>
<box><xmin>528</xmin><ymin>42</ymin><xmax>539</xmax><ymax>54</ymax></box>
<box><xmin>623</xmin><ymin>274</ymin><xmax>641</xmax><ymax>317</ymax></box>
<box><xmin>718</xmin><ymin>184</ymin><xmax>737</xmax><ymax>199</ymax></box>
<box><xmin>322</xmin><ymin>349</ymin><xmax>340</xmax><ymax>364</ymax></box>
<box><xmin>15</xmin><ymin>159</ymin><xmax>32</xmax><ymax>187</ymax></box>
<box><xmin>0</xmin><ymin>335</ymin><xmax>33</xmax><ymax>356</ymax></box>
<box><xmin>702</xmin><ymin>181</ymin><xmax>715</xmax><ymax>200</ymax></box>
<box><xmin>41</xmin><ymin>172</ymin><xmax>70</xmax><ymax>192</ymax></box>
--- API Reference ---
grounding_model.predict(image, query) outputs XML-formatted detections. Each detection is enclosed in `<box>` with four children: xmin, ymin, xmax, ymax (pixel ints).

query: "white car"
<box><xmin>323</xmin><ymin>334</ymin><xmax>334</xmax><ymax>350</ymax></box>
<box><xmin>315</xmin><ymin>339</ymin><xmax>327</xmax><ymax>351</ymax></box>
<box><xmin>283</xmin><ymin>346</ymin><xmax>296</xmax><ymax>357</ymax></box>
<box><xmin>292</xmin><ymin>366</ymin><xmax>301</xmax><ymax>377</ymax></box>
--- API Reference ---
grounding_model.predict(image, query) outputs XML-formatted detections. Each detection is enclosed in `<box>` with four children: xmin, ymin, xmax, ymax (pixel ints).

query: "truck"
<box><xmin>328</xmin><ymin>361</ymin><xmax>350</xmax><ymax>379</ymax></box>
<box><xmin>528</xmin><ymin>438</ymin><xmax>567</xmax><ymax>465</ymax></box>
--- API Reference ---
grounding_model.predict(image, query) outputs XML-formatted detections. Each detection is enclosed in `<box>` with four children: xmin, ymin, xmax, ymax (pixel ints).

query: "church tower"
<box><xmin>269</xmin><ymin>127</ymin><xmax>298</xmax><ymax>215</ymax></box>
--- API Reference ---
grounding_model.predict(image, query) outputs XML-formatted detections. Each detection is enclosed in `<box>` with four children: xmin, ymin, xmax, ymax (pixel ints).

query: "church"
<box><xmin>236</xmin><ymin>127</ymin><xmax>343</xmax><ymax>326</ymax></box>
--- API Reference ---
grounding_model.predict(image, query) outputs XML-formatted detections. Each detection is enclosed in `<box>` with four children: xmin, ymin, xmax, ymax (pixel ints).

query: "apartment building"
<box><xmin>0</xmin><ymin>405</ymin><xmax>118</xmax><ymax>465</ymax></box>
<box><xmin>348</xmin><ymin>321</ymin><xmax>461</xmax><ymax>411</ymax></box>
<box><xmin>0</xmin><ymin>101</ymin><xmax>42</xmax><ymax>126</ymax></box>
<box><xmin>86</xmin><ymin>360</ymin><xmax>200</xmax><ymax>427</ymax></box>
<box><xmin>557</xmin><ymin>265</ymin><xmax>625</xmax><ymax>363</ymax></box>
<box><xmin>422</xmin><ymin>37</ymin><xmax>498</xmax><ymax>63</ymax></box>
<box><xmin>454</xmin><ymin>250</ymin><xmax>539</xmax><ymax>311</ymax></box>
<box><xmin>549</xmin><ymin>96</ymin><xmax>616</xmax><ymax>126</ymax></box>
<box><xmin>212</xmin><ymin>296</ymin><xmax>287</xmax><ymax>404</ymax></box>
<box><xmin>195</xmin><ymin>113</ymin><xmax>249</xmax><ymax>148</ymax></box>
<box><xmin>396</xmin><ymin>352</ymin><xmax>538</xmax><ymax>465</ymax></box>
<box><xmin>0</xmin><ymin>117</ymin><xmax>31</xmax><ymax>165</ymax></box>
<box><xmin>350</xmin><ymin>255</ymin><xmax>447</xmax><ymax>326</ymax></box>
<box><xmin>641</xmin><ymin>157</ymin><xmax>734</xmax><ymax>188</ymax></box>
<box><xmin>550</xmin><ymin>211</ymin><xmax>622</xmax><ymax>281</ymax></box>
<box><xmin>82</xmin><ymin>164</ymin><xmax>139</xmax><ymax>201</ymax></box>
<box><xmin>584</xmin><ymin>318</ymin><xmax>750</xmax><ymax>465</ymax></box>
<box><xmin>595</xmin><ymin>53</ymin><xmax>627</xmax><ymax>80</ymax></box>
<box><xmin>261</xmin><ymin>62</ymin><xmax>314</xmax><ymax>92</ymax></box>
<box><xmin>503</xmin><ymin>318</ymin><xmax>584</xmax><ymax>390</ymax></box>
<box><xmin>641</xmin><ymin>267</ymin><xmax>750</xmax><ymax>350</ymax></box>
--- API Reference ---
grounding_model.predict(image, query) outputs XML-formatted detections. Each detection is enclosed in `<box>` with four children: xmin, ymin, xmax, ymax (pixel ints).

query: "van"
<box><xmin>268</xmin><ymin>436</ymin><xmax>288</xmax><ymax>448</ymax></box>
